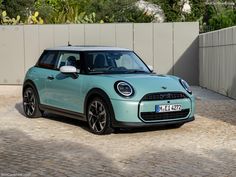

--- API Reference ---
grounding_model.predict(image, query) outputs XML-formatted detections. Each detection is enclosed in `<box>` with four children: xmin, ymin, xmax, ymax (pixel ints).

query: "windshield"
<box><xmin>85</xmin><ymin>51</ymin><xmax>151</xmax><ymax>74</ymax></box>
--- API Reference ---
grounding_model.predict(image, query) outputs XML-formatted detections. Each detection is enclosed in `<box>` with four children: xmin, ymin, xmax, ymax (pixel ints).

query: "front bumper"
<box><xmin>112</xmin><ymin>116</ymin><xmax>195</xmax><ymax>128</ymax></box>
<box><xmin>110</xmin><ymin>96</ymin><xmax>195</xmax><ymax>127</ymax></box>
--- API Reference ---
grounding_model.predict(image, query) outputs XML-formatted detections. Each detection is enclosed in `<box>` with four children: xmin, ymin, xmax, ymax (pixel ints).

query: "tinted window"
<box><xmin>57</xmin><ymin>52</ymin><xmax>81</xmax><ymax>70</ymax></box>
<box><xmin>37</xmin><ymin>51</ymin><xmax>58</xmax><ymax>69</ymax></box>
<box><xmin>116</xmin><ymin>53</ymin><xmax>141</xmax><ymax>69</ymax></box>
<box><xmin>85</xmin><ymin>51</ymin><xmax>150</xmax><ymax>74</ymax></box>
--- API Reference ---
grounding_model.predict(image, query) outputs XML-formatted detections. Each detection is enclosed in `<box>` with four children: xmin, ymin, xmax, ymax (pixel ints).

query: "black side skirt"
<box><xmin>39</xmin><ymin>104</ymin><xmax>86</xmax><ymax>121</ymax></box>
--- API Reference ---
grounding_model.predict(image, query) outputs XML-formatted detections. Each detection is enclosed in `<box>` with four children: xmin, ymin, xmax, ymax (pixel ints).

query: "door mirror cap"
<box><xmin>148</xmin><ymin>65</ymin><xmax>154</xmax><ymax>72</ymax></box>
<box><xmin>60</xmin><ymin>66</ymin><xmax>77</xmax><ymax>74</ymax></box>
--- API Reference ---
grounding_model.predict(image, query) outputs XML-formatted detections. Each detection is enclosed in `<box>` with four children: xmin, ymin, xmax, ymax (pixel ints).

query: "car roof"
<box><xmin>46</xmin><ymin>45</ymin><xmax>131</xmax><ymax>51</ymax></box>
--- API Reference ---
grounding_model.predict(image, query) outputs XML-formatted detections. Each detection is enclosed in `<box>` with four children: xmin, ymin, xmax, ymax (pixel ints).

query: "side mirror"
<box><xmin>148</xmin><ymin>65</ymin><xmax>154</xmax><ymax>72</ymax></box>
<box><xmin>60</xmin><ymin>66</ymin><xmax>77</xmax><ymax>74</ymax></box>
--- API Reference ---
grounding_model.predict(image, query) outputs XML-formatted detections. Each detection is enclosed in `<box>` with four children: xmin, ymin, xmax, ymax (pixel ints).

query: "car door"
<box><xmin>33</xmin><ymin>50</ymin><xmax>59</xmax><ymax>105</ymax></box>
<box><xmin>45</xmin><ymin>51</ymin><xmax>84</xmax><ymax>113</ymax></box>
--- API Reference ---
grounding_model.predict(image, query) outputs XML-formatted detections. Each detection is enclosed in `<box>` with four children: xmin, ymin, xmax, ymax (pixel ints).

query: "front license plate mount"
<box><xmin>155</xmin><ymin>104</ymin><xmax>182</xmax><ymax>113</ymax></box>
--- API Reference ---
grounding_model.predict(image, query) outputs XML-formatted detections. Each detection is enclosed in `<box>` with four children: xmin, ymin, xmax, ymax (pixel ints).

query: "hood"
<box><xmin>97</xmin><ymin>74</ymin><xmax>188</xmax><ymax>100</ymax></box>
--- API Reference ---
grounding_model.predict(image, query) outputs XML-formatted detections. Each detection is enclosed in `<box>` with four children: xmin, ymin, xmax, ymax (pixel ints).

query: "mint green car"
<box><xmin>23</xmin><ymin>46</ymin><xmax>195</xmax><ymax>134</ymax></box>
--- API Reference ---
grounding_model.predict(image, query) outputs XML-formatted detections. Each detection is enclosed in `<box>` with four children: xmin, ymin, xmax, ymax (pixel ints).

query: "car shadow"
<box><xmin>14</xmin><ymin>102</ymin><xmax>181</xmax><ymax>134</ymax></box>
<box><xmin>15</xmin><ymin>101</ymin><xmax>91</xmax><ymax>132</ymax></box>
<box><xmin>114</xmin><ymin>124</ymin><xmax>182</xmax><ymax>134</ymax></box>
<box><xmin>15</xmin><ymin>102</ymin><xmax>25</xmax><ymax>116</ymax></box>
<box><xmin>43</xmin><ymin>112</ymin><xmax>91</xmax><ymax>132</ymax></box>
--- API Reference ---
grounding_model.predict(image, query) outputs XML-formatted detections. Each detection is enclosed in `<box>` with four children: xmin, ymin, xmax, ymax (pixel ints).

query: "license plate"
<box><xmin>155</xmin><ymin>104</ymin><xmax>182</xmax><ymax>113</ymax></box>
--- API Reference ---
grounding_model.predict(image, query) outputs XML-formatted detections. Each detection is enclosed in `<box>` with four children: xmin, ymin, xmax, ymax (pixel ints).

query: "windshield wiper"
<box><xmin>89</xmin><ymin>70</ymin><xmax>118</xmax><ymax>74</ymax></box>
<box><xmin>126</xmin><ymin>70</ymin><xmax>149</xmax><ymax>74</ymax></box>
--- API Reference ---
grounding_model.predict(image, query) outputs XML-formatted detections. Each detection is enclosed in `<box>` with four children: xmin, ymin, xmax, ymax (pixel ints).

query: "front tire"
<box><xmin>87</xmin><ymin>97</ymin><xmax>113</xmax><ymax>135</ymax></box>
<box><xmin>23</xmin><ymin>87</ymin><xmax>42</xmax><ymax>118</ymax></box>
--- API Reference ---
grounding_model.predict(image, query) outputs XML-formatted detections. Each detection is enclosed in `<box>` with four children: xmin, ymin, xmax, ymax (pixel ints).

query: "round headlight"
<box><xmin>114</xmin><ymin>81</ymin><xmax>134</xmax><ymax>97</ymax></box>
<box><xmin>179</xmin><ymin>79</ymin><xmax>192</xmax><ymax>94</ymax></box>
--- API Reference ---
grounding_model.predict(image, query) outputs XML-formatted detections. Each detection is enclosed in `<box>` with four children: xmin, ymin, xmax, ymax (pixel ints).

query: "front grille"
<box><xmin>141</xmin><ymin>109</ymin><xmax>190</xmax><ymax>121</ymax></box>
<box><xmin>142</xmin><ymin>92</ymin><xmax>188</xmax><ymax>101</ymax></box>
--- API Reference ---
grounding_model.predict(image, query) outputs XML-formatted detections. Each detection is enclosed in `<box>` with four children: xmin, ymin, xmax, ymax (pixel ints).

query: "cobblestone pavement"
<box><xmin>0</xmin><ymin>86</ymin><xmax>236</xmax><ymax>177</ymax></box>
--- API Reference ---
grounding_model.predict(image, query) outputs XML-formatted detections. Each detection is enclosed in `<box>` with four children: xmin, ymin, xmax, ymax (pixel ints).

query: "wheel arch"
<box><xmin>23</xmin><ymin>79</ymin><xmax>41</xmax><ymax>104</ymax></box>
<box><xmin>84</xmin><ymin>88</ymin><xmax>115</xmax><ymax>123</ymax></box>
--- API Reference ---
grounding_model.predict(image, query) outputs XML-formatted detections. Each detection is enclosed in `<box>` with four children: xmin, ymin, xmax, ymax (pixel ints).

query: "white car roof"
<box><xmin>46</xmin><ymin>46</ymin><xmax>131</xmax><ymax>51</ymax></box>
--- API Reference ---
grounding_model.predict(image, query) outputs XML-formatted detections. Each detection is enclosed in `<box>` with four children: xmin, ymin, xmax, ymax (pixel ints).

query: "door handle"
<box><xmin>47</xmin><ymin>76</ymin><xmax>54</xmax><ymax>80</ymax></box>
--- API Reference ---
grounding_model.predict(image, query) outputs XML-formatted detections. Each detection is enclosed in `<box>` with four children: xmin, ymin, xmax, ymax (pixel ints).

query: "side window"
<box><xmin>37</xmin><ymin>51</ymin><xmax>58</xmax><ymax>69</ymax></box>
<box><xmin>86</xmin><ymin>53</ymin><xmax>109</xmax><ymax>70</ymax></box>
<box><xmin>57</xmin><ymin>52</ymin><xmax>81</xmax><ymax>70</ymax></box>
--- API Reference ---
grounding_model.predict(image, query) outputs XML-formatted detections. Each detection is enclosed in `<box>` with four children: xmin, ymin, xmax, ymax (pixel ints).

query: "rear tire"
<box><xmin>87</xmin><ymin>97</ymin><xmax>113</xmax><ymax>135</ymax></box>
<box><xmin>23</xmin><ymin>87</ymin><xmax>42</xmax><ymax>118</ymax></box>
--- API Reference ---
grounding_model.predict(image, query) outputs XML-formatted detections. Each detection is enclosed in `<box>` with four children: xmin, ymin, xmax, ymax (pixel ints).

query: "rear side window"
<box><xmin>37</xmin><ymin>51</ymin><xmax>58</xmax><ymax>69</ymax></box>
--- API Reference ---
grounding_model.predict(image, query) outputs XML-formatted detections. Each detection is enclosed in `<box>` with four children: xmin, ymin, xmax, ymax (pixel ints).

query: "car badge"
<box><xmin>162</xmin><ymin>86</ymin><xmax>167</xmax><ymax>90</ymax></box>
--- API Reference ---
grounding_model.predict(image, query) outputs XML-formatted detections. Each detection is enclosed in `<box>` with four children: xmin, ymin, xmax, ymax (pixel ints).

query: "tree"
<box><xmin>0</xmin><ymin>0</ymin><xmax>3</xmax><ymax>10</ymax></box>
<box><xmin>208</xmin><ymin>9</ymin><xmax>236</xmax><ymax>30</ymax></box>
<box><xmin>34</xmin><ymin>0</ymin><xmax>153</xmax><ymax>23</ymax></box>
<box><xmin>1</xmin><ymin>0</ymin><xmax>235</xmax><ymax>31</ymax></box>
<box><xmin>202</xmin><ymin>0</ymin><xmax>236</xmax><ymax>31</ymax></box>
<box><xmin>34</xmin><ymin>0</ymin><xmax>55</xmax><ymax>23</ymax></box>
<box><xmin>82</xmin><ymin>0</ymin><xmax>154</xmax><ymax>23</ymax></box>
<box><xmin>148</xmin><ymin>0</ymin><xmax>182</xmax><ymax>22</ymax></box>
<box><xmin>185</xmin><ymin>0</ymin><xmax>205</xmax><ymax>21</ymax></box>
<box><xmin>2</xmin><ymin>0</ymin><xmax>35</xmax><ymax>21</ymax></box>
<box><xmin>149</xmin><ymin>0</ymin><xmax>206</xmax><ymax>22</ymax></box>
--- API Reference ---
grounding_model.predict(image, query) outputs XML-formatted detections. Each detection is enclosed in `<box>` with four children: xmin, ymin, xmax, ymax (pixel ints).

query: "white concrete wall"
<box><xmin>199</xmin><ymin>26</ymin><xmax>236</xmax><ymax>99</ymax></box>
<box><xmin>0</xmin><ymin>22</ymin><xmax>199</xmax><ymax>85</ymax></box>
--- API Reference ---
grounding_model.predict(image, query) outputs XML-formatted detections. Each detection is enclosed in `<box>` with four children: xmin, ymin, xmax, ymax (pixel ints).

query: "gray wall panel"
<box><xmin>199</xmin><ymin>34</ymin><xmax>205</xmax><ymax>47</ymax></box>
<box><xmin>199</xmin><ymin>34</ymin><xmax>204</xmax><ymax>47</ymax></box>
<box><xmin>218</xmin><ymin>46</ymin><xmax>225</xmax><ymax>94</ymax></box>
<box><xmin>229</xmin><ymin>45</ymin><xmax>236</xmax><ymax>98</ymax></box>
<box><xmin>54</xmin><ymin>25</ymin><xmax>69</xmax><ymax>46</ymax></box>
<box><xmin>225</xmin><ymin>47</ymin><xmax>232</xmax><ymax>94</ymax></box>
<box><xmin>134</xmin><ymin>23</ymin><xmax>153</xmax><ymax>66</ymax></box>
<box><xmin>226</xmin><ymin>46</ymin><xmax>234</xmax><ymax>95</ymax></box>
<box><xmin>24</xmin><ymin>25</ymin><xmax>40</xmax><ymax>72</ymax></box>
<box><xmin>39</xmin><ymin>25</ymin><xmax>54</xmax><ymax>53</ymax></box>
<box><xmin>233</xmin><ymin>26</ymin><xmax>236</xmax><ymax>44</ymax></box>
<box><xmin>225</xmin><ymin>27</ymin><xmax>233</xmax><ymax>45</ymax></box>
<box><xmin>219</xmin><ymin>29</ymin><xmax>226</xmax><ymax>46</ymax></box>
<box><xmin>202</xmin><ymin>34</ymin><xmax>206</xmax><ymax>47</ymax></box>
<box><xmin>208</xmin><ymin>47</ymin><xmax>213</xmax><ymax>90</ymax></box>
<box><xmin>210</xmin><ymin>47</ymin><xmax>215</xmax><ymax>90</ymax></box>
<box><xmin>199</xmin><ymin>48</ymin><xmax>204</xmax><ymax>86</ymax></box>
<box><xmin>200</xmin><ymin>25</ymin><xmax>236</xmax><ymax>99</ymax></box>
<box><xmin>153</xmin><ymin>23</ymin><xmax>173</xmax><ymax>74</ymax></box>
<box><xmin>206</xmin><ymin>32</ymin><xmax>213</xmax><ymax>47</ymax></box>
<box><xmin>84</xmin><ymin>24</ymin><xmax>100</xmax><ymax>45</ymax></box>
<box><xmin>212</xmin><ymin>47</ymin><xmax>219</xmax><ymax>91</ymax></box>
<box><xmin>115</xmin><ymin>24</ymin><xmax>133</xmax><ymax>50</ymax></box>
<box><xmin>173</xmin><ymin>22</ymin><xmax>199</xmax><ymax>85</ymax></box>
<box><xmin>100</xmin><ymin>24</ymin><xmax>116</xmax><ymax>46</ymax></box>
<box><xmin>203</xmin><ymin>48</ymin><xmax>209</xmax><ymax>88</ymax></box>
<box><xmin>0</xmin><ymin>26</ymin><xmax>24</xmax><ymax>84</ymax></box>
<box><xmin>212</xmin><ymin>31</ymin><xmax>219</xmax><ymax>46</ymax></box>
<box><xmin>220</xmin><ymin>46</ymin><xmax>231</xmax><ymax>95</ymax></box>
<box><xmin>69</xmin><ymin>24</ymin><xmax>85</xmax><ymax>45</ymax></box>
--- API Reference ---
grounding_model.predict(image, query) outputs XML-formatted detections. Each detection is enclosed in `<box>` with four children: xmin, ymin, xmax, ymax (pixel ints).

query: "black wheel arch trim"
<box><xmin>84</xmin><ymin>88</ymin><xmax>117</xmax><ymax>126</ymax></box>
<box><xmin>23</xmin><ymin>80</ymin><xmax>41</xmax><ymax>104</ymax></box>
